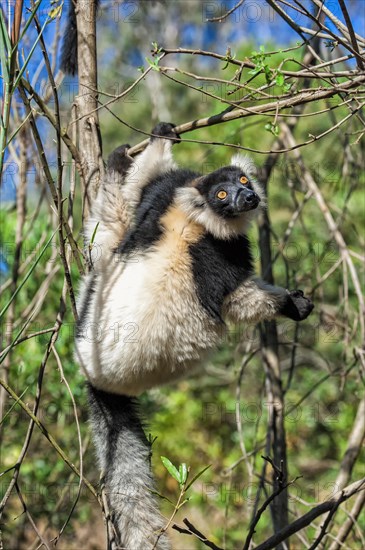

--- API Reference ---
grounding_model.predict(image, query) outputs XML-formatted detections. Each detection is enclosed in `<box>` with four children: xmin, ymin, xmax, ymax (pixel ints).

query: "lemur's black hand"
<box><xmin>281</xmin><ymin>290</ymin><xmax>314</xmax><ymax>321</ymax></box>
<box><xmin>150</xmin><ymin>122</ymin><xmax>181</xmax><ymax>144</ymax></box>
<box><xmin>107</xmin><ymin>144</ymin><xmax>132</xmax><ymax>177</ymax></box>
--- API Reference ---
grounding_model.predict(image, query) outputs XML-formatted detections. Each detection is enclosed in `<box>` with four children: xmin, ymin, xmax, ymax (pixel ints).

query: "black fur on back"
<box><xmin>117</xmin><ymin>168</ymin><xmax>199</xmax><ymax>255</ymax></box>
<box><xmin>189</xmin><ymin>234</ymin><xmax>253</xmax><ymax>322</ymax></box>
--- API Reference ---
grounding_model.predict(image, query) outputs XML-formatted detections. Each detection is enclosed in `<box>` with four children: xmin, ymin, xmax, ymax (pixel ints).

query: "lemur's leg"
<box><xmin>223</xmin><ymin>277</ymin><xmax>314</xmax><ymax>324</ymax></box>
<box><xmin>121</xmin><ymin>122</ymin><xmax>180</xmax><ymax>210</ymax></box>
<box><xmin>84</xmin><ymin>123</ymin><xmax>179</xmax><ymax>270</ymax></box>
<box><xmin>84</xmin><ymin>144</ymin><xmax>134</xmax><ymax>269</ymax></box>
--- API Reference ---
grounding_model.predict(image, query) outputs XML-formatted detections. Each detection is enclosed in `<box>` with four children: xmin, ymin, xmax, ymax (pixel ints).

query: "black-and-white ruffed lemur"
<box><xmin>74</xmin><ymin>123</ymin><xmax>314</xmax><ymax>549</ymax></box>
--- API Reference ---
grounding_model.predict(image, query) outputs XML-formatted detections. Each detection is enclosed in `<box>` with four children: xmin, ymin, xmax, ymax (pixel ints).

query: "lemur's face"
<box><xmin>197</xmin><ymin>166</ymin><xmax>261</xmax><ymax>218</ymax></box>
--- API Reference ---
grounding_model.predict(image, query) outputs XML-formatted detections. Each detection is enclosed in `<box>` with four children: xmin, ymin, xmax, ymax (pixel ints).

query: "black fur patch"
<box><xmin>189</xmin><ymin>235</ymin><xmax>253</xmax><ymax>322</ymax></box>
<box><xmin>107</xmin><ymin>144</ymin><xmax>132</xmax><ymax>177</ymax></box>
<box><xmin>87</xmin><ymin>383</ymin><xmax>147</xmax><ymax>440</ymax></box>
<box><xmin>117</xmin><ymin>169</ymin><xmax>199</xmax><ymax>255</ymax></box>
<box><xmin>150</xmin><ymin>122</ymin><xmax>181</xmax><ymax>143</ymax></box>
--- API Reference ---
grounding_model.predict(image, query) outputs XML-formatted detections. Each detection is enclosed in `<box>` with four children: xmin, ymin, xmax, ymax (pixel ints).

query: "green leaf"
<box><xmin>264</xmin><ymin>66</ymin><xmax>273</xmax><ymax>84</ymax></box>
<box><xmin>185</xmin><ymin>464</ymin><xmax>211</xmax><ymax>491</ymax></box>
<box><xmin>161</xmin><ymin>456</ymin><xmax>181</xmax><ymax>483</ymax></box>
<box><xmin>265</xmin><ymin>122</ymin><xmax>280</xmax><ymax>136</ymax></box>
<box><xmin>90</xmin><ymin>222</ymin><xmax>99</xmax><ymax>245</ymax></box>
<box><xmin>179</xmin><ymin>463</ymin><xmax>188</xmax><ymax>485</ymax></box>
<box><xmin>275</xmin><ymin>72</ymin><xmax>285</xmax><ymax>87</ymax></box>
<box><xmin>151</xmin><ymin>41</ymin><xmax>161</xmax><ymax>54</ymax></box>
<box><xmin>49</xmin><ymin>5</ymin><xmax>62</xmax><ymax>19</ymax></box>
<box><xmin>145</xmin><ymin>56</ymin><xmax>161</xmax><ymax>72</ymax></box>
<box><xmin>283</xmin><ymin>82</ymin><xmax>292</xmax><ymax>93</ymax></box>
<box><xmin>221</xmin><ymin>51</ymin><xmax>236</xmax><ymax>70</ymax></box>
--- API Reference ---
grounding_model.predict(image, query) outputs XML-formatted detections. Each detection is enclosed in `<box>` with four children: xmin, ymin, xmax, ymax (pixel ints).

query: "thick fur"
<box><xmin>87</xmin><ymin>385</ymin><xmax>170</xmax><ymax>549</ymax></box>
<box><xmin>76</xmin><ymin>124</ymin><xmax>314</xmax><ymax>548</ymax></box>
<box><xmin>60</xmin><ymin>0</ymin><xmax>100</xmax><ymax>75</ymax></box>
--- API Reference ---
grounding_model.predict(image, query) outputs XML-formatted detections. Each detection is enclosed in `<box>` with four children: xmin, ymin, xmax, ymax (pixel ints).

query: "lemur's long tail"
<box><xmin>60</xmin><ymin>1</ymin><xmax>78</xmax><ymax>75</ymax></box>
<box><xmin>60</xmin><ymin>0</ymin><xmax>100</xmax><ymax>75</ymax></box>
<box><xmin>87</xmin><ymin>384</ymin><xmax>171</xmax><ymax>550</ymax></box>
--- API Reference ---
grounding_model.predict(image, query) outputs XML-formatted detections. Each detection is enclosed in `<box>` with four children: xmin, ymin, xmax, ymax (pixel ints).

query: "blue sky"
<box><xmin>1</xmin><ymin>0</ymin><xmax>364</xmax><ymax>204</ymax></box>
<box><xmin>3</xmin><ymin>0</ymin><xmax>365</xmax><ymax>82</ymax></box>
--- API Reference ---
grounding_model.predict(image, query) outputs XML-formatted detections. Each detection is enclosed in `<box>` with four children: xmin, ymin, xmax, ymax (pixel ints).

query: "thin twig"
<box><xmin>254</xmin><ymin>479</ymin><xmax>365</xmax><ymax>550</ymax></box>
<box><xmin>243</xmin><ymin>473</ymin><xmax>301</xmax><ymax>550</ymax></box>
<box><xmin>173</xmin><ymin>518</ymin><xmax>223</xmax><ymax>550</ymax></box>
<box><xmin>206</xmin><ymin>0</ymin><xmax>245</xmax><ymax>22</ymax></box>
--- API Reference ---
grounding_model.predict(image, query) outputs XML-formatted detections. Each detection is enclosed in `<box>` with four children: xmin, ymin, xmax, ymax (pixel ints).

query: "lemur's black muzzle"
<box><xmin>236</xmin><ymin>188</ymin><xmax>261</xmax><ymax>211</ymax></box>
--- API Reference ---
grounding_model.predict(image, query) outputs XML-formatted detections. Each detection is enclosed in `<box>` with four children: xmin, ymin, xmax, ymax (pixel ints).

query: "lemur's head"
<box><xmin>196</xmin><ymin>164</ymin><xmax>261</xmax><ymax>217</ymax></box>
<box><xmin>176</xmin><ymin>155</ymin><xmax>265</xmax><ymax>239</ymax></box>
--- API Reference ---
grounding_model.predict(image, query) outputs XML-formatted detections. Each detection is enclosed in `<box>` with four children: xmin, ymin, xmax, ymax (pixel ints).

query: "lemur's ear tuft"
<box><xmin>231</xmin><ymin>154</ymin><xmax>266</xmax><ymax>206</ymax></box>
<box><xmin>230</xmin><ymin>154</ymin><xmax>257</xmax><ymax>179</ymax></box>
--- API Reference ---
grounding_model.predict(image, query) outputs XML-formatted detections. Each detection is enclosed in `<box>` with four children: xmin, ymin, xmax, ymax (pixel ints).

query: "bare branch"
<box><xmin>328</xmin><ymin>489</ymin><xmax>365</xmax><ymax>550</ymax></box>
<box><xmin>281</xmin><ymin>124</ymin><xmax>365</xmax><ymax>341</ymax></box>
<box><xmin>126</xmin><ymin>75</ymin><xmax>365</xmax><ymax>155</ymax></box>
<box><xmin>243</xmin><ymin>471</ymin><xmax>300</xmax><ymax>550</ymax></box>
<box><xmin>337</xmin><ymin>0</ymin><xmax>364</xmax><ymax>70</ymax></box>
<box><xmin>254</xmin><ymin>479</ymin><xmax>365</xmax><ymax>550</ymax></box>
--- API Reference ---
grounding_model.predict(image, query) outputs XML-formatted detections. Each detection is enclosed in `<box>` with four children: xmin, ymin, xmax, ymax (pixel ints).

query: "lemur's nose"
<box><xmin>245</xmin><ymin>191</ymin><xmax>257</xmax><ymax>204</ymax></box>
<box><xmin>240</xmin><ymin>190</ymin><xmax>260</xmax><ymax>211</ymax></box>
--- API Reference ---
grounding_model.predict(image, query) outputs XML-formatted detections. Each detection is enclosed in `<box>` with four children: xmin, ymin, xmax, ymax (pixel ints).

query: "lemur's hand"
<box><xmin>282</xmin><ymin>290</ymin><xmax>314</xmax><ymax>321</ymax></box>
<box><xmin>151</xmin><ymin>122</ymin><xmax>181</xmax><ymax>144</ymax></box>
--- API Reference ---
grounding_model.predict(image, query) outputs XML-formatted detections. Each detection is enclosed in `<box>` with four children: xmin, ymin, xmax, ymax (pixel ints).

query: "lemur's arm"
<box><xmin>121</xmin><ymin>122</ymin><xmax>179</xmax><ymax>211</ymax></box>
<box><xmin>84</xmin><ymin>123</ymin><xmax>180</xmax><ymax>270</ymax></box>
<box><xmin>223</xmin><ymin>277</ymin><xmax>314</xmax><ymax>324</ymax></box>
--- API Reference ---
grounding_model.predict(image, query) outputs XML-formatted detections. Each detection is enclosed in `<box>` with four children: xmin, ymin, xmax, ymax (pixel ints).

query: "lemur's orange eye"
<box><xmin>217</xmin><ymin>190</ymin><xmax>227</xmax><ymax>200</ymax></box>
<box><xmin>240</xmin><ymin>176</ymin><xmax>248</xmax><ymax>185</ymax></box>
